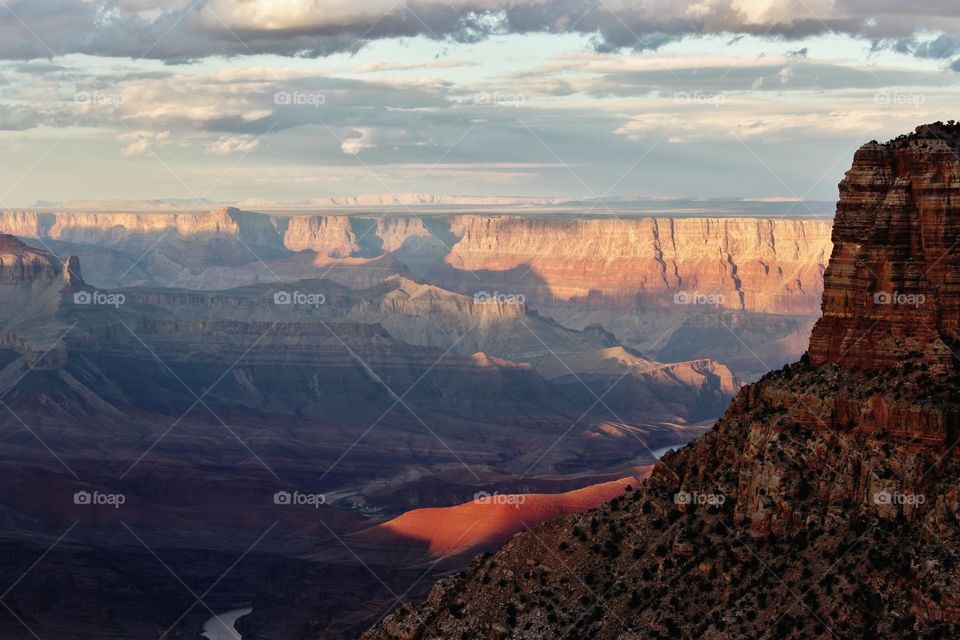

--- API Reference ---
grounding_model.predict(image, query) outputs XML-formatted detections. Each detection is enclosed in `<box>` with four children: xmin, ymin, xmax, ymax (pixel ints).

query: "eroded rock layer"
<box><xmin>361</xmin><ymin>125</ymin><xmax>960</xmax><ymax>640</ymax></box>
<box><xmin>444</xmin><ymin>216</ymin><xmax>832</xmax><ymax>314</ymax></box>
<box><xmin>0</xmin><ymin>209</ymin><xmax>831</xmax><ymax>316</ymax></box>
<box><xmin>809</xmin><ymin>130</ymin><xmax>960</xmax><ymax>370</ymax></box>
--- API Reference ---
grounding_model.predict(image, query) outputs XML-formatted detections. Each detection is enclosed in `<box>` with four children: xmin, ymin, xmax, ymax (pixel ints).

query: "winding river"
<box><xmin>202</xmin><ymin>607</ymin><xmax>251</xmax><ymax>640</ymax></box>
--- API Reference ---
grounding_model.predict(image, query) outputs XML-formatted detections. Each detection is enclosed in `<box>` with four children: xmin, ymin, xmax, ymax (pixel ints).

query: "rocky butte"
<box><xmin>362</xmin><ymin>123</ymin><xmax>960</xmax><ymax>639</ymax></box>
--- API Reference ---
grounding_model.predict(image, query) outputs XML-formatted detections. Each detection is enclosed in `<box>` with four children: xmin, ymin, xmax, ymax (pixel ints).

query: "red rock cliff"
<box><xmin>810</xmin><ymin>125</ymin><xmax>960</xmax><ymax>370</ymax></box>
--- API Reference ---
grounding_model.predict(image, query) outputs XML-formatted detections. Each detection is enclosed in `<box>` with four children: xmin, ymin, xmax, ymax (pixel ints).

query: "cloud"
<box><xmin>118</xmin><ymin>130</ymin><xmax>171</xmax><ymax>156</ymax></box>
<box><xmin>0</xmin><ymin>104</ymin><xmax>46</xmax><ymax>130</ymax></box>
<box><xmin>873</xmin><ymin>32</ymin><xmax>960</xmax><ymax>70</ymax></box>
<box><xmin>340</xmin><ymin>127</ymin><xmax>377</xmax><ymax>155</ymax></box>
<box><xmin>0</xmin><ymin>0</ymin><xmax>958</xmax><ymax>61</ymax></box>
<box><xmin>205</xmin><ymin>134</ymin><xmax>260</xmax><ymax>155</ymax></box>
<box><xmin>515</xmin><ymin>54</ymin><xmax>955</xmax><ymax>96</ymax></box>
<box><xmin>337</xmin><ymin>126</ymin><xmax>427</xmax><ymax>155</ymax></box>
<box><xmin>614</xmin><ymin>105</ymin><xmax>942</xmax><ymax>144</ymax></box>
<box><xmin>350</xmin><ymin>59</ymin><xmax>478</xmax><ymax>73</ymax></box>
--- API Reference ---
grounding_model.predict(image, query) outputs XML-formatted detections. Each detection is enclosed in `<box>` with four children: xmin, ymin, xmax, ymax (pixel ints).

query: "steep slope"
<box><xmin>0</xmin><ymin>233</ymin><xmax>81</xmax><ymax>354</ymax></box>
<box><xmin>362</xmin><ymin>124</ymin><xmax>960</xmax><ymax>640</ymax></box>
<box><xmin>352</xmin><ymin>475</ymin><xmax>647</xmax><ymax>560</ymax></box>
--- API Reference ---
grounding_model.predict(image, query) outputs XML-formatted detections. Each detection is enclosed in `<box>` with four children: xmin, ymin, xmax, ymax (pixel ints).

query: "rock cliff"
<box><xmin>0</xmin><ymin>209</ymin><xmax>831</xmax><ymax>378</ymax></box>
<box><xmin>444</xmin><ymin>216</ymin><xmax>832</xmax><ymax>314</ymax></box>
<box><xmin>0</xmin><ymin>233</ymin><xmax>73</xmax><ymax>285</ymax></box>
<box><xmin>0</xmin><ymin>210</ymin><xmax>831</xmax><ymax>310</ymax></box>
<box><xmin>809</xmin><ymin>126</ymin><xmax>960</xmax><ymax>371</ymax></box>
<box><xmin>361</xmin><ymin>124</ymin><xmax>960</xmax><ymax>640</ymax></box>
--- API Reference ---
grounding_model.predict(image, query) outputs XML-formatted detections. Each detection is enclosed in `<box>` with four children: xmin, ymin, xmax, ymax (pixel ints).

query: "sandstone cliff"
<box><xmin>444</xmin><ymin>216</ymin><xmax>832</xmax><ymax>314</ymax></box>
<box><xmin>0</xmin><ymin>210</ymin><xmax>831</xmax><ymax>309</ymax></box>
<box><xmin>361</xmin><ymin>124</ymin><xmax>960</xmax><ymax>640</ymax></box>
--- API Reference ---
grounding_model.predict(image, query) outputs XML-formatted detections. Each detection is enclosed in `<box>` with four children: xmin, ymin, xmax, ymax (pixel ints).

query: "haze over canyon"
<box><xmin>3</xmin><ymin>0</ymin><xmax>960</xmax><ymax>636</ymax></box>
<box><xmin>0</xmin><ymin>199</ymin><xmax>834</xmax><ymax>638</ymax></box>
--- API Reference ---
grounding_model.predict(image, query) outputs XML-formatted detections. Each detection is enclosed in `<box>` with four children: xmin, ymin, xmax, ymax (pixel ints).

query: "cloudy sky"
<box><xmin>0</xmin><ymin>0</ymin><xmax>958</xmax><ymax>206</ymax></box>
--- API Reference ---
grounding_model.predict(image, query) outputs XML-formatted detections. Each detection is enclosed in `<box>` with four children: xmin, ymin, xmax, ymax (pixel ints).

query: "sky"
<box><xmin>0</xmin><ymin>0</ymin><xmax>959</xmax><ymax>207</ymax></box>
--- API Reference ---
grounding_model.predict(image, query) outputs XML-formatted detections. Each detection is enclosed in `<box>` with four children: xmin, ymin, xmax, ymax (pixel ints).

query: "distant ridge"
<box><xmin>23</xmin><ymin>195</ymin><xmax>834</xmax><ymax>217</ymax></box>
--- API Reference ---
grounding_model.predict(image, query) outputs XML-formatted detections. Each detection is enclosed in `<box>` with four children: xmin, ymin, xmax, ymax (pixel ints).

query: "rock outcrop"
<box><xmin>361</xmin><ymin>124</ymin><xmax>960</xmax><ymax>640</ymax></box>
<box><xmin>809</xmin><ymin>126</ymin><xmax>960</xmax><ymax>371</ymax></box>
<box><xmin>0</xmin><ymin>233</ymin><xmax>73</xmax><ymax>285</ymax></box>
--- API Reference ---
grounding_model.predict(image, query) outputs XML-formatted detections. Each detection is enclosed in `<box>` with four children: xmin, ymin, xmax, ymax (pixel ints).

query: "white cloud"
<box><xmin>205</xmin><ymin>134</ymin><xmax>260</xmax><ymax>156</ymax></box>
<box><xmin>340</xmin><ymin>128</ymin><xmax>378</xmax><ymax>155</ymax></box>
<box><xmin>117</xmin><ymin>130</ymin><xmax>171</xmax><ymax>157</ymax></box>
<box><xmin>615</xmin><ymin>106</ymin><xmax>943</xmax><ymax>144</ymax></box>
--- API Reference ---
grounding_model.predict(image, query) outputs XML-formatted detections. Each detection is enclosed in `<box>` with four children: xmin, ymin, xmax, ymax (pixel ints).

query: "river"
<box><xmin>202</xmin><ymin>607</ymin><xmax>251</xmax><ymax>640</ymax></box>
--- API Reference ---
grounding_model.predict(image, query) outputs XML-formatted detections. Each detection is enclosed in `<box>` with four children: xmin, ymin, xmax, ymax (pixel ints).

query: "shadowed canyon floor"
<box><xmin>0</xmin><ymin>202</ymin><xmax>837</xmax><ymax>638</ymax></box>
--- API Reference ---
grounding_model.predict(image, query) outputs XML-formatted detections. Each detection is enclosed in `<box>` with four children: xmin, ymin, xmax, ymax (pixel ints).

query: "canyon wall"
<box><xmin>0</xmin><ymin>209</ymin><xmax>832</xmax><ymax>379</ymax></box>
<box><xmin>0</xmin><ymin>210</ymin><xmax>831</xmax><ymax>315</ymax></box>
<box><xmin>444</xmin><ymin>216</ymin><xmax>832</xmax><ymax>314</ymax></box>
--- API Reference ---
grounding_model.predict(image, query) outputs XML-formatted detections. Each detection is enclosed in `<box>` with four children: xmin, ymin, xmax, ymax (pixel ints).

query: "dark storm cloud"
<box><xmin>0</xmin><ymin>0</ymin><xmax>959</xmax><ymax>62</ymax></box>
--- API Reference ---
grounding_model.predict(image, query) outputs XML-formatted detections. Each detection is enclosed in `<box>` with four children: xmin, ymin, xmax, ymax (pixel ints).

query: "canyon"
<box><xmin>0</xmin><ymin>209</ymin><xmax>832</xmax><ymax>379</ymax></box>
<box><xmin>0</xmin><ymin>195</ymin><xmax>833</xmax><ymax>638</ymax></box>
<box><xmin>0</xmin><ymin>230</ymin><xmax>733</xmax><ymax>638</ymax></box>
<box><xmin>363</xmin><ymin>123</ymin><xmax>960</xmax><ymax>640</ymax></box>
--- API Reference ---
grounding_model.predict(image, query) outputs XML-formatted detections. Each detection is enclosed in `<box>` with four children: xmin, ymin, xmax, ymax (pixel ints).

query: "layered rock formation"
<box><xmin>0</xmin><ymin>210</ymin><xmax>831</xmax><ymax>310</ymax></box>
<box><xmin>443</xmin><ymin>216</ymin><xmax>831</xmax><ymax>314</ymax></box>
<box><xmin>0</xmin><ymin>233</ymin><xmax>71</xmax><ymax>285</ymax></box>
<box><xmin>809</xmin><ymin>127</ymin><xmax>960</xmax><ymax>371</ymax></box>
<box><xmin>362</xmin><ymin>125</ymin><xmax>960</xmax><ymax>640</ymax></box>
<box><xmin>0</xmin><ymin>209</ymin><xmax>831</xmax><ymax>378</ymax></box>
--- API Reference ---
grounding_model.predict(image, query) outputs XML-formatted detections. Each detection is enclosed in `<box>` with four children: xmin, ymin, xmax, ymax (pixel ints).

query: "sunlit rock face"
<box><xmin>0</xmin><ymin>209</ymin><xmax>833</xmax><ymax>380</ymax></box>
<box><xmin>362</xmin><ymin>125</ymin><xmax>960</xmax><ymax>640</ymax></box>
<box><xmin>810</xmin><ymin>125</ymin><xmax>960</xmax><ymax>371</ymax></box>
<box><xmin>444</xmin><ymin>215</ymin><xmax>832</xmax><ymax>314</ymax></box>
<box><xmin>0</xmin><ymin>210</ymin><xmax>832</xmax><ymax>311</ymax></box>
